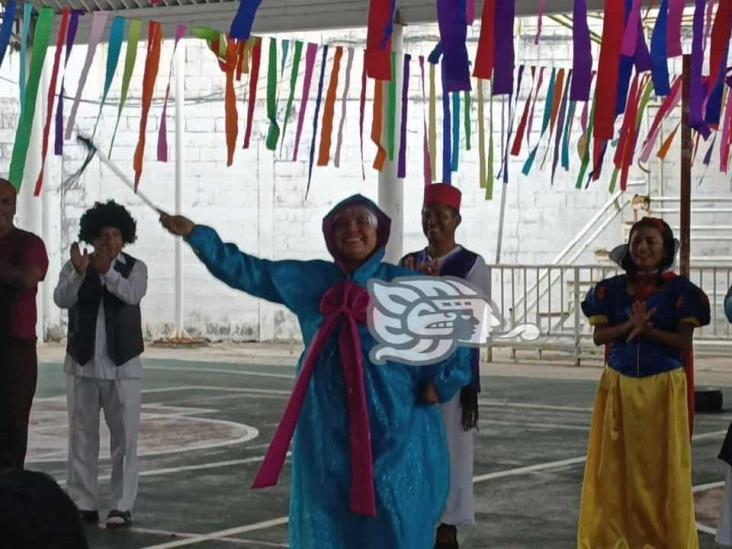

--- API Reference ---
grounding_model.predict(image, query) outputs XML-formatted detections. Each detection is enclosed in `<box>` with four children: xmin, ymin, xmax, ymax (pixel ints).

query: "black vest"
<box><xmin>67</xmin><ymin>253</ymin><xmax>144</xmax><ymax>366</ymax></box>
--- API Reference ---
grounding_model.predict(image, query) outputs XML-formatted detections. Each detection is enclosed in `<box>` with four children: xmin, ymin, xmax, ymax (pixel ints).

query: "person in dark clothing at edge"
<box><xmin>0</xmin><ymin>178</ymin><xmax>49</xmax><ymax>471</ymax></box>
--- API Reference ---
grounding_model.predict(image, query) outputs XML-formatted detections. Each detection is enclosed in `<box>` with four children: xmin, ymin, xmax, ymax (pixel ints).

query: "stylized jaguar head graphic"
<box><xmin>367</xmin><ymin>276</ymin><xmax>540</xmax><ymax>366</ymax></box>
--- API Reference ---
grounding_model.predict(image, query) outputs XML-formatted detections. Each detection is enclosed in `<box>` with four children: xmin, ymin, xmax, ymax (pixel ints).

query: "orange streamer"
<box><xmin>317</xmin><ymin>46</ymin><xmax>344</xmax><ymax>166</ymax></box>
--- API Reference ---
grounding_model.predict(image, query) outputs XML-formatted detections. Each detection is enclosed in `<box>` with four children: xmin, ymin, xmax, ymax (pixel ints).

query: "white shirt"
<box><xmin>53</xmin><ymin>254</ymin><xmax>148</xmax><ymax>380</ymax></box>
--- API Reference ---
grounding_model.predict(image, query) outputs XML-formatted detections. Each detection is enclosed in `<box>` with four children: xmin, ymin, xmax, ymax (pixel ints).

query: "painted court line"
<box><xmin>134</xmin><ymin>527</ymin><xmax>288</xmax><ymax>546</ymax></box>
<box><xmin>146</xmin><ymin>365</ymin><xmax>295</xmax><ymax>380</ymax></box>
<box><xmin>481</xmin><ymin>400</ymin><xmax>594</xmax><ymax>412</ymax></box>
<box><xmin>143</xmin><ymin>517</ymin><xmax>290</xmax><ymax>548</ymax></box>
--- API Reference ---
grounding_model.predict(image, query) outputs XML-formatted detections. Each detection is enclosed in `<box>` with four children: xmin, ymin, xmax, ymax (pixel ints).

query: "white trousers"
<box><xmin>440</xmin><ymin>392</ymin><xmax>476</xmax><ymax>526</ymax></box>
<box><xmin>718</xmin><ymin>466</ymin><xmax>732</xmax><ymax>546</ymax></box>
<box><xmin>66</xmin><ymin>375</ymin><xmax>141</xmax><ymax>512</ymax></box>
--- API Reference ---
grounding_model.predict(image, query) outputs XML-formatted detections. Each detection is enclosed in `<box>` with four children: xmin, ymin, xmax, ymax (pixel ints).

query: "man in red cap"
<box><xmin>401</xmin><ymin>183</ymin><xmax>490</xmax><ymax>549</ymax></box>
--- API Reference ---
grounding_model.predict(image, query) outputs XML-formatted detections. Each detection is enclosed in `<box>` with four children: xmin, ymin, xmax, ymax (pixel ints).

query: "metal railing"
<box><xmin>486</xmin><ymin>264</ymin><xmax>732</xmax><ymax>365</ymax></box>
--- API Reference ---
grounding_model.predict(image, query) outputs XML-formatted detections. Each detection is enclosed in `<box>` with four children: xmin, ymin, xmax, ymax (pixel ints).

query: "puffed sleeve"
<box><xmin>581</xmin><ymin>279</ymin><xmax>613</xmax><ymax>326</ymax></box>
<box><xmin>677</xmin><ymin>280</ymin><xmax>711</xmax><ymax>327</ymax></box>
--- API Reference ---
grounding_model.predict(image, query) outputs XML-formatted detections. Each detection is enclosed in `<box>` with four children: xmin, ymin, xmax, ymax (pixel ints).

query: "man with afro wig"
<box><xmin>53</xmin><ymin>200</ymin><xmax>148</xmax><ymax>528</ymax></box>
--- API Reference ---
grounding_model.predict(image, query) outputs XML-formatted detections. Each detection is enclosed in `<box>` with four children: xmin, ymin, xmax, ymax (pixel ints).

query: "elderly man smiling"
<box><xmin>160</xmin><ymin>194</ymin><xmax>470</xmax><ymax>549</ymax></box>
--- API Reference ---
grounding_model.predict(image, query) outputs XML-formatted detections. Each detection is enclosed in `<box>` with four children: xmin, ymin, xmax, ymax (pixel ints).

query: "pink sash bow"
<box><xmin>251</xmin><ymin>281</ymin><xmax>377</xmax><ymax>516</ymax></box>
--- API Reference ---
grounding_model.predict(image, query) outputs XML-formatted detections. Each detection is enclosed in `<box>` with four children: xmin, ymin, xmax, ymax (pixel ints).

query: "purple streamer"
<box><xmin>570</xmin><ymin>0</ymin><xmax>592</xmax><ymax>101</ymax></box>
<box><xmin>690</xmin><ymin>0</ymin><xmax>711</xmax><ymax>138</ymax></box>
<box><xmin>492</xmin><ymin>0</ymin><xmax>515</xmax><ymax>95</ymax></box>
<box><xmin>54</xmin><ymin>11</ymin><xmax>80</xmax><ymax>156</ymax></box>
<box><xmin>306</xmin><ymin>46</ymin><xmax>329</xmax><ymax>197</ymax></box>
<box><xmin>650</xmin><ymin>0</ymin><xmax>671</xmax><ymax>96</ymax></box>
<box><xmin>436</xmin><ymin>0</ymin><xmax>471</xmax><ymax>92</ymax></box>
<box><xmin>397</xmin><ymin>54</ymin><xmax>411</xmax><ymax>178</ymax></box>
<box><xmin>635</xmin><ymin>20</ymin><xmax>653</xmax><ymax>73</ymax></box>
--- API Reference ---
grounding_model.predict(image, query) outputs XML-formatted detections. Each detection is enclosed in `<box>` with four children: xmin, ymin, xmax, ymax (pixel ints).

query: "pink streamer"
<box><xmin>157</xmin><ymin>24</ymin><xmax>186</xmax><ymax>162</ymax></box>
<box><xmin>639</xmin><ymin>79</ymin><xmax>682</xmax><ymax>162</ymax></box>
<box><xmin>720</xmin><ymin>89</ymin><xmax>732</xmax><ymax>172</ymax></box>
<box><xmin>65</xmin><ymin>12</ymin><xmax>109</xmax><ymax>140</ymax></box>
<box><xmin>293</xmin><ymin>44</ymin><xmax>318</xmax><ymax>161</ymax></box>
<box><xmin>534</xmin><ymin>0</ymin><xmax>545</xmax><ymax>45</ymax></box>
<box><xmin>621</xmin><ymin>0</ymin><xmax>643</xmax><ymax>56</ymax></box>
<box><xmin>668</xmin><ymin>0</ymin><xmax>685</xmax><ymax>57</ymax></box>
<box><xmin>467</xmin><ymin>0</ymin><xmax>476</xmax><ymax>25</ymax></box>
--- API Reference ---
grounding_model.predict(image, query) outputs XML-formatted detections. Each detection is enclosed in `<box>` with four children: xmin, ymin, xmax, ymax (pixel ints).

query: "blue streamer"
<box><xmin>0</xmin><ymin>0</ymin><xmax>17</xmax><ymax>69</ymax></box>
<box><xmin>650</xmin><ymin>0</ymin><xmax>671</xmax><ymax>96</ymax></box>
<box><xmin>229</xmin><ymin>0</ymin><xmax>263</xmax><ymax>40</ymax></box>
<box><xmin>451</xmin><ymin>92</ymin><xmax>460</xmax><ymax>171</ymax></box>
<box><xmin>306</xmin><ymin>46</ymin><xmax>329</xmax><ymax>197</ymax></box>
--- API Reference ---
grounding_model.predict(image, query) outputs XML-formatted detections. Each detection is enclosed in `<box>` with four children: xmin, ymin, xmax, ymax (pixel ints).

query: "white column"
<box><xmin>378</xmin><ymin>22</ymin><xmax>404</xmax><ymax>264</ymax></box>
<box><xmin>174</xmin><ymin>41</ymin><xmax>186</xmax><ymax>337</ymax></box>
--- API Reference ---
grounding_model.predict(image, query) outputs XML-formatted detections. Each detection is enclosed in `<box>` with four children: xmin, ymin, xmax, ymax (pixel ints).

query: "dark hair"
<box><xmin>622</xmin><ymin>217</ymin><xmax>676</xmax><ymax>274</ymax></box>
<box><xmin>78</xmin><ymin>200</ymin><xmax>137</xmax><ymax>244</ymax></box>
<box><xmin>0</xmin><ymin>470</ymin><xmax>89</xmax><ymax>549</ymax></box>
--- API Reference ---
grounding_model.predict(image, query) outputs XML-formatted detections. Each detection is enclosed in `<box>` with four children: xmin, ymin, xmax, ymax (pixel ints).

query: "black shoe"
<box><xmin>79</xmin><ymin>510</ymin><xmax>99</xmax><ymax>524</ymax></box>
<box><xmin>435</xmin><ymin>523</ymin><xmax>458</xmax><ymax>549</ymax></box>
<box><xmin>105</xmin><ymin>509</ymin><xmax>132</xmax><ymax>528</ymax></box>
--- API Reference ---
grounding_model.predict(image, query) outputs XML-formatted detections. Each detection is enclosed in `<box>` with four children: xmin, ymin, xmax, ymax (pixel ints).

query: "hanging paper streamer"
<box><xmin>0</xmin><ymin>0</ymin><xmax>16</xmax><ymax>69</ymax></box>
<box><xmin>243</xmin><ymin>38</ymin><xmax>262</xmax><ymax>149</ymax></box>
<box><xmin>542</xmin><ymin>68</ymin><xmax>566</xmax><ymax>168</ymax></box>
<box><xmin>318</xmin><ymin>46</ymin><xmax>344</xmax><ymax>166</ymax></box>
<box><xmin>720</xmin><ymin>87</ymin><xmax>732</xmax><ymax>171</ymax></box>
<box><xmin>707</xmin><ymin>65</ymin><xmax>728</xmax><ymax>126</ymax></box>
<box><xmin>594</xmin><ymin>1</ymin><xmax>625</xmax><ymax>141</ymax></box>
<box><xmin>429</xmin><ymin>63</ymin><xmax>437</xmax><ymax>176</ymax></box>
<box><xmin>334</xmin><ymin>48</ymin><xmax>355</xmax><ymax>167</ymax></box>
<box><xmin>365</xmin><ymin>0</ymin><xmax>392</xmax><ymax>79</ymax></box>
<box><xmin>306</xmin><ymin>46</ymin><xmax>329</xmax><ymax>195</ymax></box>
<box><xmin>371</xmin><ymin>79</ymin><xmax>387</xmax><ymax>171</ymax></box>
<box><xmin>133</xmin><ymin>22</ymin><xmax>164</xmax><ymax>189</ymax></box>
<box><xmin>359</xmin><ymin>62</ymin><xmax>367</xmax><ymax>179</ymax></box>
<box><xmin>561</xmin><ymin>100</ymin><xmax>577</xmax><ymax>171</ymax></box>
<box><xmin>576</xmin><ymin>99</ymin><xmax>597</xmax><ymax>189</ymax></box>
<box><xmin>451</xmin><ymin>92</ymin><xmax>460</xmax><ymax>171</ymax></box>
<box><xmin>500</xmin><ymin>65</ymin><xmax>524</xmax><ymax>182</ymax></box>
<box><xmin>387</xmin><ymin>54</ymin><xmax>398</xmax><ymax>161</ymax></box>
<box><xmin>690</xmin><ymin>0</ymin><xmax>711</xmax><ymax>138</ymax></box>
<box><xmin>223</xmin><ymin>37</ymin><xmax>241</xmax><ymax>165</ymax></box>
<box><xmin>667</xmin><ymin>0</ymin><xmax>685</xmax><ymax>57</ymax></box>
<box><xmin>8</xmin><ymin>7</ymin><xmax>53</xmax><ymax>190</ymax></box>
<box><xmin>492</xmin><ymin>0</ymin><xmax>515</xmax><ymax>95</ymax></box>
<box><xmin>93</xmin><ymin>17</ymin><xmax>126</xmax><ymax>137</ymax></box>
<box><xmin>55</xmin><ymin>11</ymin><xmax>80</xmax><ymax>157</ymax></box>
<box><xmin>437</xmin><ymin>0</ymin><xmax>471</xmax><ymax>92</ymax></box>
<box><xmin>511</xmin><ymin>67</ymin><xmax>534</xmax><ymax>156</ymax></box>
<box><xmin>658</xmin><ymin>122</ymin><xmax>680</xmax><ymax>159</ymax></box>
<box><xmin>473</xmin><ymin>0</ymin><xmax>495</xmax><ymax>79</ymax></box>
<box><xmin>611</xmin><ymin>75</ymin><xmax>641</xmax><ymax>191</ymax></box>
<box><xmin>621</xmin><ymin>0</ymin><xmax>642</xmax><ymax>57</ymax></box>
<box><xmin>266</xmin><ymin>38</ymin><xmax>281</xmax><ymax>151</ymax></box>
<box><xmin>707</xmin><ymin>0</ymin><xmax>732</xmax><ymax>110</ymax></box>
<box><xmin>639</xmin><ymin>77</ymin><xmax>682</xmax><ymax>162</ymax></box>
<box><xmin>229</xmin><ymin>0</ymin><xmax>262</xmax><ymax>40</ymax></box>
<box><xmin>19</xmin><ymin>3</ymin><xmax>33</xmax><ymax>112</ymax></box>
<box><xmin>535</xmin><ymin>0</ymin><xmax>545</xmax><ymax>45</ymax></box>
<box><xmin>280</xmin><ymin>39</ymin><xmax>290</xmax><ymax>76</ymax></box>
<box><xmin>527</xmin><ymin>67</ymin><xmax>546</xmax><ymax>147</ymax></box>
<box><xmin>551</xmin><ymin>71</ymin><xmax>572</xmax><ymax>183</ymax></box>
<box><xmin>420</xmin><ymin>57</ymin><xmax>433</xmax><ymax>186</ymax></box>
<box><xmin>65</xmin><ymin>12</ymin><xmax>110</xmax><ymax>141</ymax></box>
<box><xmin>397</xmin><ymin>54</ymin><xmax>411</xmax><ymax>178</ymax></box>
<box><xmin>293</xmin><ymin>44</ymin><xmax>318</xmax><ymax>161</ymax></box>
<box><xmin>571</xmin><ymin>0</ymin><xmax>592</xmax><ymax>100</ymax></box>
<box><xmin>522</xmin><ymin>68</ymin><xmax>556</xmax><ymax>175</ymax></box>
<box><xmin>650</xmin><ymin>0</ymin><xmax>671</xmax><ymax>96</ymax></box>
<box><xmin>704</xmin><ymin>0</ymin><xmax>718</xmax><ymax>54</ymax></box>
<box><xmin>109</xmin><ymin>19</ymin><xmax>142</xmax><ymax>156</ymax></box>
<box><xmin>442</xmin><ymin>64</ymin><xmax>452</xmax><ymax>183</ymax></box>
<box><xmin>467</xmin><ymin>0</ymin><xmax>476</xmax><ymax>25</ymax></box>
<box><xmin>280</xmin><ymin>41</ymin><xmax>304</xmax><ymax>153</ymax></box>
<box><xmin>464</xmin><ymin>90</ymin><xmax>472</xmax><ymax>150</ymax></box>
<box><xmin>477</xmin><ymin>79</ymin><xmax>486</xmax><ymax>189</ymax></box>
<box><xmin>486</xmin><ymin>89</ymin><xmax>494</xmax><ymax>199</ymax></box>
<box><xmin>34</xmin><ymin>8</ymin><xmax>70</xmax><ymax>196</ymax></box>
<box><xmin>157</xmin><ymin>24</ymin><xmax>187</xmax><ymax>162</ymax></box>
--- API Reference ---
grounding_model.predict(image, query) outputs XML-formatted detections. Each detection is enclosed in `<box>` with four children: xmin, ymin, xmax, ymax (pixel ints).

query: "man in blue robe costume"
<box><xmin>159</xmin><ymin>194</ymin><xmax>471</xmax><ymax>548</ymax></box>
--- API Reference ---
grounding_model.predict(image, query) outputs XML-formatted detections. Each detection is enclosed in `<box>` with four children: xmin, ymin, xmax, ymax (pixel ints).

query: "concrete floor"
<box><xmin>25</xmin><ymin>346</ymin><xmax>732</xmax><ymax>548</ymax></box>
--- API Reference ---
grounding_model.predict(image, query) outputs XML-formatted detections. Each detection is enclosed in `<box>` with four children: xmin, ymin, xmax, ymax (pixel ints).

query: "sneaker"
<box><xmin>79</xmin><ymin>510</ymin><xmax>99</xmax><ymax>524</ymax></box>
<box><xmin>105</xmin><ymin>509</ymin><xmax>132</xmax><ymax>528</ymax></box>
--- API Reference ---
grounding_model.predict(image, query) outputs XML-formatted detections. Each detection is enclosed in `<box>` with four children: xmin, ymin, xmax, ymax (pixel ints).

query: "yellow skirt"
<box><xmin>577</xmin><ymin>368</ymin><xmax>698</xmax><ymax>549</ymax></box>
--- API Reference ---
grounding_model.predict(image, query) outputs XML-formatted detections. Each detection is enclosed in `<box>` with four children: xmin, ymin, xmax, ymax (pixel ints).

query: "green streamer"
<box><xmin>280</xmin><ymin>41</ymin><xmax>303</xmax><ymax>153</ymax></box>
<box><xmin>265</xmin><ymin>38</ymin><xmax>279</xmax><ymax>150</ymax></box>
<box><xmin>464</xmin><ymin>89</ymin><xmax>471</xmax><ymax>151</ymax></box>
<box><xmin>387</xmin><ymin>52</ymin><xmax>397</xmax><ymax>161</ymax></box>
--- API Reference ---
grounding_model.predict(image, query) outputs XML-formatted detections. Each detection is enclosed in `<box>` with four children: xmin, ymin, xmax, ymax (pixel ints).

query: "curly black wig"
<box><xmin>78</xmin><ymin>200</ymin><xmax>137</xmax><ymax>244</ymax></box>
